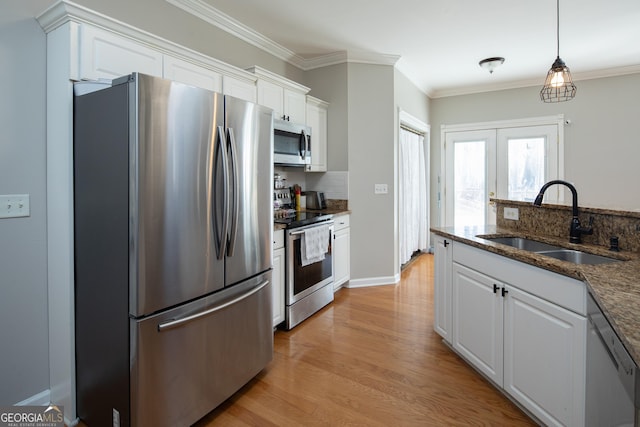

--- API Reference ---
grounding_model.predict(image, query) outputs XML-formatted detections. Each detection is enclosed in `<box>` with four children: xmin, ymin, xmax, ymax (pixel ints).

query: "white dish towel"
<box><xmin>301</xmin><ymin>225</ymin><xmax>329</xmax><ymax>266</ymax></box>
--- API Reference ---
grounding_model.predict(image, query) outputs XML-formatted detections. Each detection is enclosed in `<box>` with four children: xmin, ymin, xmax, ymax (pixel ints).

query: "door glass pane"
<box><xmin>507</xmin><ymin>138</ymin><xmax>545</xmax><ymax>202</ymax></box>
<box><xmin>454</xmin><ymin>141</ymin><xmax>486</xmax><ymax>227</ymax></box>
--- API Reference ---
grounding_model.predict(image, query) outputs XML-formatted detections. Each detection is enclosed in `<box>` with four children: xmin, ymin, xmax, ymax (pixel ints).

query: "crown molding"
<box><xmin>36</xmin><ymin>0</ymin><xmax>257</xmax><ymax>83</ymax></box>
<box><xmin>430</xmin><ymin>64</ymin><xmax>640</xmax><ymax>99</ymax></box>
<box><xmin>166</xmin><ymin>0</ymin><xmax>307</xmax><ymax>67</ymax></box>
<box><xmin>166</xmin><ymin>0</ymin><xmax>401</xmax><ymax>71</ymax></box>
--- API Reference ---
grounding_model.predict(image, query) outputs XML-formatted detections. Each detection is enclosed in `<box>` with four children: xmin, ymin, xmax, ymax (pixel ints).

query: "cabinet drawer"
<box><xmin>273</xmin><ymin>228</ymin><xmax>284</xmax><ymax>249</ymax></box>
<box><xmin>334</xmin><ymin>214</ymin><xmax>350</xmax><ymax>231</ymax></box>
<box><xmin>453</xmin><ymin>242</ymin><xmax>586</xmax><ymax>315</ymax></box>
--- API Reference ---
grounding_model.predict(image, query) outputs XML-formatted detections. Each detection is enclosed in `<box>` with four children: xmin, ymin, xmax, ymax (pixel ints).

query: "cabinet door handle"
<box><xmin>443</xmin><ymin>240</ymin><xmax>449</xmax><ymax>247</ymax></box>
<box><xmin>493</xmin><ymin>284</ymin><xmax>499</xmax><ymax>294</ymax></box>
<box><xmin>502</xmin><ymin>287</ymin><xmax>509</xmax><ymax>297</ymax></box>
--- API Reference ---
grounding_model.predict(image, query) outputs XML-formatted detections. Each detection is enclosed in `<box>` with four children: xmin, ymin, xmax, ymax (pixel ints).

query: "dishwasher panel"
<box><xmin>586</xmin><ymin>293</ymin><xmax>635</xmax><ymax>427</ymax></box>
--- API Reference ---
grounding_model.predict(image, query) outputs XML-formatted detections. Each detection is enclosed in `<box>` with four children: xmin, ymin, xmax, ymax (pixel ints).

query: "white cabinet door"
<box><xmin>284</xmin><ymin>89</ymin><xmax>306</xmax><ymax>124</ymax></box>
<box><xmin>256</xmin><ymin>79</ymin><xmax>283</xmax><ymax>119</ymax></box>
<box><xmin>80</xmin><ymin>25</ymin><xmax>162</xmax><ymax>80</ymax></box>
<box><xmin>433</xmin><ymin>235</ymin><xmax>452</xmax><ymax>343</ymax></box>
<box><xmin>163</xmin><ymin>56</ymin><xmax>222</xmax><ymax>92</ymax></box>
<box><xmin>305</xmin><ymin>97</ymin><xmax>328</xmax><ymax>172</ymax></box>
<box><xmin>452</xmin><ymin>263</ymin><xmax>504</xmax><ymax>385</ymax></box>
<box><xmin>223</xmin><ymin>75</ymin><xmax>256</xmax><ymax>103</ymax></box>
<box><xmin>272</xmin><ymin>246</ymin><xmax>285</xmax><ymax>327</ymax></box>
<box><xmin>504</xmin><ymin>285</ymin><xmax>586</xmax><ymax>427</ymax></box>
<box><xmin>333</xmin><ymin>216</ymin><xmax>350</xmax><ymax>290</ymax></box>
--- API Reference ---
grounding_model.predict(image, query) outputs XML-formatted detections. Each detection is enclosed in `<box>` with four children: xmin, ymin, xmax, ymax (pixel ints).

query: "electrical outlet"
<box><xmin>0</xmin><ymin>194</ymin><xmax>30</xmax><ymax>219</ymax></box>
<box><xmin>503</xmin><ymin>207</ymin><xmax>519</xmax><ymax>221</ymax></box>
<box><xmin>374</xmin><ymin>184</ymin><xmax>388</xmax><ymax>194</ymax></box>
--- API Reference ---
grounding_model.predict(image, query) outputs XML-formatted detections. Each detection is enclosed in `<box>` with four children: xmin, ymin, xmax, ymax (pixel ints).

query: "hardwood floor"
<box><xmin>195</xmin><ymin>254</ymin><xmax>536</xmax><ymax>426</ymax></box>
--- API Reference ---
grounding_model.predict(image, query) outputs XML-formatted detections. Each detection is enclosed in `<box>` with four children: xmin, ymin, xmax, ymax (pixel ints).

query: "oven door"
<box><xmin>286</xmin><ymin>222</ymin><xmax>334</xmax><ymax>304</ymax></box>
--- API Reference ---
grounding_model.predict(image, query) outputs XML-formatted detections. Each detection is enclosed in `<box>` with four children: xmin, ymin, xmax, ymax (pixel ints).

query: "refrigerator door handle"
<box><xmin>214</xmin><ymin>125</ymin><xmax>229</xmax><ymax>260</ymax></box>
<box><xmin>226</xmin><ymin>127</ymin><xmax>239</xmax><ymax>257</ymax></box>
<box><xmin>157</xmin><ymin>280</ymin><xmax>270</xmax><ymax>332</ymax></box>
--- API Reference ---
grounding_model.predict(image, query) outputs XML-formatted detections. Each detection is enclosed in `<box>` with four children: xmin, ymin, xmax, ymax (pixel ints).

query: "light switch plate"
<box><xmin>374</xmin><ymin>184</ymin><xmax>388</xmax><ymax>194</ymax></box>
<box><xmin>0</xmin><ymin>194</ymin><xmax>30</xmax><ymax>219</ymax></box>
<box><xmin>503</xmin><ymin>207</ymin><xmax>519</xmax><ymax>221</ymax></box>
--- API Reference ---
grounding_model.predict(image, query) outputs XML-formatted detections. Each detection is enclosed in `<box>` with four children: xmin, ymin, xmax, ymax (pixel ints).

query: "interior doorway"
<box><xmin>398</xmin><ymin>111</ymin><xmax>430</xmax><ymax>268</ymax></box>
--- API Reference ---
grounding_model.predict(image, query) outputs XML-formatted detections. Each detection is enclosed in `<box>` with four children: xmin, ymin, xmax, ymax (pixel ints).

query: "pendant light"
<box><xmin>540</xmin><ymin>0</ymin><xmax>576</xmax><ymax>102</ymax></box>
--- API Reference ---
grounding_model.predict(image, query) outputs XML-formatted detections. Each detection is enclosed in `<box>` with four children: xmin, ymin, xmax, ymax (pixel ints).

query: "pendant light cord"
<box><xmin>556</xmin><ymin>0</ymin><xmax>560</xmax><ymax>57</ymax></box>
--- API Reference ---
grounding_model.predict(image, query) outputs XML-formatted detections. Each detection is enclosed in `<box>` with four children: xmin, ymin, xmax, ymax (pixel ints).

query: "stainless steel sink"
<box><xmin>480</xmin><ymin>236</ymin><xmax>622</xmax><ymax>265</ymax></box>
<box><xmin>535</xmin><ymin>249</ymin><xmax>621</xmax><ymax>265</ymax></box>
<box><xmin>482</xmin><ymin>236</ymin><xmax>562</xmax><ymax>252</ymax></box>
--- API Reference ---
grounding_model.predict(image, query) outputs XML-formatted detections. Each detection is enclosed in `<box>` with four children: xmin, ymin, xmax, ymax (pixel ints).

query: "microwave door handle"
<box><xmin>300</xmin><ymin>129</ymin><xmax>307</xmax><ymax>160</ymax></box>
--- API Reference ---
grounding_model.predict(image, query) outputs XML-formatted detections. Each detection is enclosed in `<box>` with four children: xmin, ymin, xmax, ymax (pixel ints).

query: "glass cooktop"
<box><xmin>274</xmin><ymin>210</ymin><xmax>333</xmax><ymax>229</ymax></box>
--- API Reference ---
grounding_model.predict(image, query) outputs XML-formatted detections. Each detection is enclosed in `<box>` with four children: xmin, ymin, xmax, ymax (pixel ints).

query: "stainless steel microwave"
<box><xmin>273</xmin><ymin>118</ymin><xmax>311</xmax><ymax>167</ymax></box>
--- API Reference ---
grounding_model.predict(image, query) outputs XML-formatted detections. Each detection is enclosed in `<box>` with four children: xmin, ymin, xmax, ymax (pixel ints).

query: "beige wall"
<box><xmin>305</xmin><ymin>63</ymin><xmax>349</xmax><ymax>171</ymax></box>
<box><xmin>430</xmin><ymin>73</ymin><xmax>640</xmax><ymax>227</ymax></box>
<box><xmin>346</xmin><ymin>63</ymin><xmax>397</xmax><ymax>282</ymax></box>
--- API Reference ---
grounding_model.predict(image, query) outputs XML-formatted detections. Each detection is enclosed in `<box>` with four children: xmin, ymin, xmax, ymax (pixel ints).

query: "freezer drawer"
<box><xmin>130</xmin><ymin>273</ymin><xmax>273</xmax><ymax>427</ymax></box>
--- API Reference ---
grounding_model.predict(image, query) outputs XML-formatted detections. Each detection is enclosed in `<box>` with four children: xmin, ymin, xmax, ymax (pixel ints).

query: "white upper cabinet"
<box><xmin>283</xmin><ymin>90</ymin><xmax>307</xmax><ymax>123</ymax></box>
<box><xmin>247</xmin><ymin>66</ymin><xmax>309</xmax><ymax>123</ymax></box>
<box><xmin>79</xmin><ymin>25</ymin><xmax>163</xmax><ymax>80</ymax></box>
<box><xmin>223</xmin><ymin>76</ymin><xmax>257</xmax><ymax>103</ymax></box>
<box><xmin>163</xmin><ymin>56</ymin><xmax>222</xmax><ymax>93</ymax></box>
<box><xmin>305</xmin><ymin>96</ymin><xmax>328</xmax><ymax>172</ymax></box>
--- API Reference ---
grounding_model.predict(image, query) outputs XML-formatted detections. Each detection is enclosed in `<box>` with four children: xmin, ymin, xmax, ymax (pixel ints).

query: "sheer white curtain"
<box><xmin>399</xmin><ymin>127</ymin><xmax>428</xmax><ymax>265</ymax></box>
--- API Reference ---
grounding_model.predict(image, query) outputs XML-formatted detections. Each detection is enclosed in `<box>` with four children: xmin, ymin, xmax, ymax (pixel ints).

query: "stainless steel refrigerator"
<box><xmin>73</xmin><ymin>73</ymin><xmax>274</xmax><ymax>427</ymax></box>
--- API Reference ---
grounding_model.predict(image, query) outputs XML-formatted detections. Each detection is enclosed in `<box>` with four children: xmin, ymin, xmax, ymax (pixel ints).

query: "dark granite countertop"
<box><xmin>431</xmin><ymin>224</ymin><xmax>640</xmax><ymax>367</ymax></box>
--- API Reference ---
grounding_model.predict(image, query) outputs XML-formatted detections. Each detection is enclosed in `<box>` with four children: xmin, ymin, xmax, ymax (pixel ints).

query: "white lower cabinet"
<box><xmin>333</xmin><ymin>215</ymin><xmax>350</xmax><ymax>290</ymax></box>
<box><xmin>452</xmin><ymin>264</ymin><xmax>504</xmax><ymax>385</ymax></box>
<box><xmin>272</xmin><ymin>229</ymin><xmax>285</xmax><ymax>328</ymax></box>
<box><xmin>433</xmin><ymin>235</ymin><xmax>452</xmax><ymax>344</ymax></box>
<box><xmin>445</xmin><ymin>240</ymin><xmax>587</xmax><ymax>427</ymax></box>
<box><xmin>503</xmin><ymin>286</ymin><xmax>586</xmax><ymax>427</ymax></box>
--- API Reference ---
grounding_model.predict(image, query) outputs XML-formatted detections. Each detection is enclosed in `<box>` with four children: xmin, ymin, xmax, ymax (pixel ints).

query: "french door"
<box><xmin>443</xmin><ymin>123</ymin><xmax>560</xmax><ymax>227</ymax></box>
<box><xmin>445</xmin><ymin>130</ymin><xmax>496</xmax><ymax>228</ymax></box>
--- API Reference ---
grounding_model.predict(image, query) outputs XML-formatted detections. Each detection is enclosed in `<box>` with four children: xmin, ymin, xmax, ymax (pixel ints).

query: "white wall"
<box><xmin>0</xmin><ymin>0</ymin><xmax>51</xmax><ymax>404</ymax></box>
<box><xmin>430</xmin><ymin>73</ymin><xmax>640</xmax><ymax>226</ymax></box>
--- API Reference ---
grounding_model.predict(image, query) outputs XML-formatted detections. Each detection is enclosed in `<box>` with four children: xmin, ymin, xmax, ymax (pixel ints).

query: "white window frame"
<box><xmin>440</xmin><ymin>115</ymin><xmax>565</xmax><ymax>227</ymax></box>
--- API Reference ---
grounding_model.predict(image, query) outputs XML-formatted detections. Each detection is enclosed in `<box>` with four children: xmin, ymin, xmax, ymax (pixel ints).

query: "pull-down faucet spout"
<box><xmin>533</xmin><ymin>180</ymin><xmax>593</xmax><ymax>244</ymax></box>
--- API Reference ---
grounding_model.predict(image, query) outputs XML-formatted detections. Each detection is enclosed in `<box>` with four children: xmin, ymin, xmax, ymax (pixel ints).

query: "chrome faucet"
<box><xmin>532</xmin><ymin>180</ymin><xmax>593</xmax><ymax>244</ymax></box>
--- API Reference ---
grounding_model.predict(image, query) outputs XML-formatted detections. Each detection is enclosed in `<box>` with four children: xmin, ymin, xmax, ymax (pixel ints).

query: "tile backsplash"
<box><xmin>495</xmin><ymin>199</ymin><xmax>640</xmax><ymax>253</ymax></box>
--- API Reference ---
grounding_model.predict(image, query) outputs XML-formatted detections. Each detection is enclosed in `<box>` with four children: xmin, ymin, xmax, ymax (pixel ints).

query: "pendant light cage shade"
<box><xmin>540</xmin><ymin>0</ymin><xmax>576</xmax><ymax>102</ymax></box>
<box><xmin>540</xmin><ymin>57</ymin><xmax>577</xmax><ymax>102</ymax></box>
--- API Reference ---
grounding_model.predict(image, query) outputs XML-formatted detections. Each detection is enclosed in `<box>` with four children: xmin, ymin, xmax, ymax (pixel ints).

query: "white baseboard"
<box><xmin>345</xmin><ymin>274</ymin><xmax>400</xmax><ymax>288</ymax></box>
<box><xmin>15</xmin><ymin>389</ymin><xmax>50</xmax><ymax>406</ymax></box>
<box><xmin>15</xmin><ymin>389</ymin><xmax>76</xmax><ymax>426</ymax></box>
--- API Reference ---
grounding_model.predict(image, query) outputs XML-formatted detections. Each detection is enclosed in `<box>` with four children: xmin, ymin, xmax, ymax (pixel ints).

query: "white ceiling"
<box><xmin>187</xmin><ymin>0</ymin><xmax>640</xmax><ymax>98</ymax></box>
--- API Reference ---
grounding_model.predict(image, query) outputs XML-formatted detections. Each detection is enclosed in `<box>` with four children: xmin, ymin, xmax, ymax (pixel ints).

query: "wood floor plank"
<box><xmin>196</xmin><ymin>254</ymin><xmax>536</xmax><ymax>426</ymax></box>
